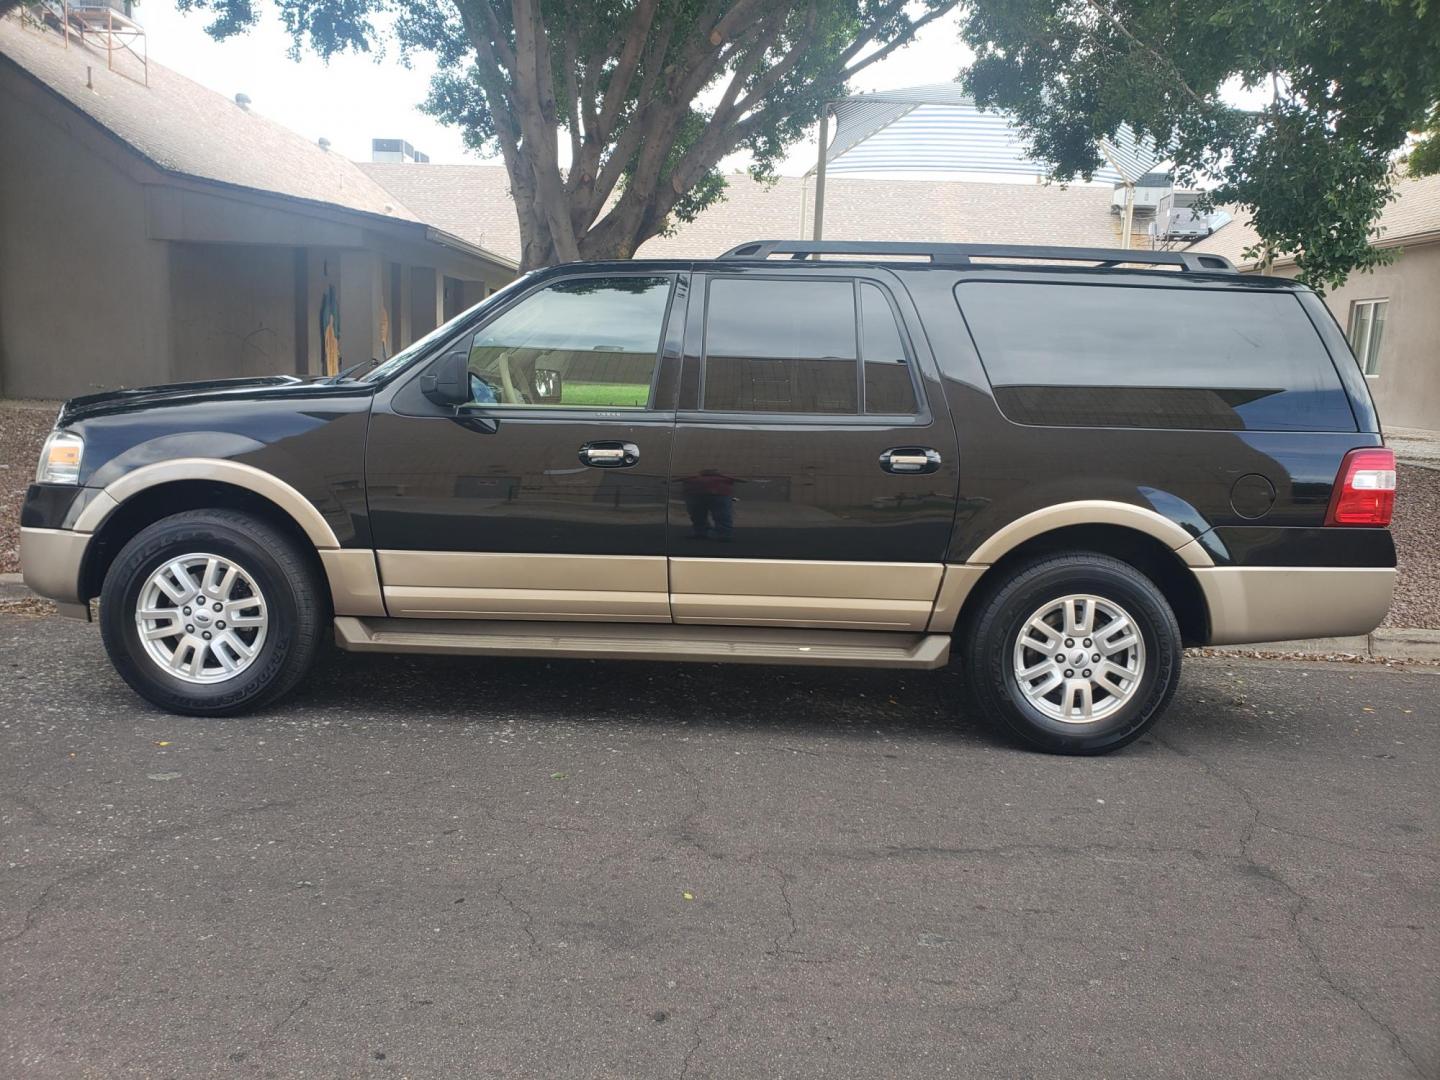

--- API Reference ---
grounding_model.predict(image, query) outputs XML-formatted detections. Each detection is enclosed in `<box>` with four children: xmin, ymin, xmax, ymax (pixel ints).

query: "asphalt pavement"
<box><xmin>1</xmin><ymin>614</ymin><xmax>1436</xmax><ymax>1080</ymax></box>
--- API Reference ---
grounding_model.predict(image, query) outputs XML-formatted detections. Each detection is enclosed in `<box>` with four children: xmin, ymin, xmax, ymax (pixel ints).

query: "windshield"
<box><xmin>361</xmin><ymin>272</ymin><xmax>537</xmax><ymax>383</ymax></box>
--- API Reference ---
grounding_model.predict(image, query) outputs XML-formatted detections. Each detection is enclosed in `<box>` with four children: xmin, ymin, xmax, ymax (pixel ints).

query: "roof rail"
<box><xmin>718</xmin><ymin>240</ymin><xmax>1237</xmax><ymax>273</ymax></box>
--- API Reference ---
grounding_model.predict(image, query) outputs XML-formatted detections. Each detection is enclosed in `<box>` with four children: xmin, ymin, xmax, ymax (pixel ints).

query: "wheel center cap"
<box><xmin>195</xmin><ymin>611</ymin><xmax>212</xmax><ymax>625</ymax></box>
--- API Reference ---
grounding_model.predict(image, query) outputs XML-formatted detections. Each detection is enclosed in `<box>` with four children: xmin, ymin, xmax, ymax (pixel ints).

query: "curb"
<box><xmin>1207</xmin><ymin>628</ymin><xmax>1440</xmax><ymax>662</ymax></box>
<box><xmin>0</xmin><ymin>572</ymin><xmax>29</xmax><ymax>602</ymax></box>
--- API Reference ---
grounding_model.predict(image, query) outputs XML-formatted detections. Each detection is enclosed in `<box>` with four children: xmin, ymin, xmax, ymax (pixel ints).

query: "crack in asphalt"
<box><xmin>1154</xmin><ymin>734</ymin><xmax>1432</xmax><ymax>1080</ymax></box>
<box><xmin>493</xmin><ymin>872</ymin><xmax>541</xmax><ymax>954</ymax></box>
<box><xmin>0</xmin><ymin>782</ymin><xmax>433</xmax><ymax>950</ymax></box>
<box><xmin>269</xmin><ymin>966</ymin><xmax>334</xmax><ymax>1037</ymax></box>
<box><xmin>678</xmin><ymin>1007</ymin><xmax>718</xmax><ymax>1080</ymax></box>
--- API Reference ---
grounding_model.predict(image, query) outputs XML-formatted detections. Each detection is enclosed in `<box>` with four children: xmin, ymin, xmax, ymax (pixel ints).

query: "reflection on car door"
<box><xmin>365</xmin><ymin>272</ymin><xmax>687</xmax><ymax>622</ymax></box>
<box><xmin>667</xmin><ymin>269</ymin><xmax>960</xmax><ymax>630</ymax></box>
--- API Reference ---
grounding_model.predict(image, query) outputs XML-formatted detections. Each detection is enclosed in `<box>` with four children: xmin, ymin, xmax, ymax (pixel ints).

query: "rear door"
<box><xmin>365</xmin><ymin>270</ymin><xmax>687</xmax><ymax>622</ymax></box>
<box><xmin>666</xmin><ymin>266</ymin><xmax>960</xmax><ymax>630</ymax></box>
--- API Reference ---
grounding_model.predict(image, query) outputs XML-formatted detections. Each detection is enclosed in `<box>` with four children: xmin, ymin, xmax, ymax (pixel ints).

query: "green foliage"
<box><xmin>177</xmin><ymin>0</ymin><xmax>959</xmax><ymax>269</ymax></box>
<box><xmin>959</xmin><ymin>0</ymin><xmax>1440</xmax><ymax>290</ymax></box>
<box><xmin>1407</xmin><ymin>104</ymin><xmax>1440</xmax><ymax>177</ymax></box>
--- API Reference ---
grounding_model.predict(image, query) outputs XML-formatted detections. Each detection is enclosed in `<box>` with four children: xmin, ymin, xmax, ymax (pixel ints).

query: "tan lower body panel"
<box><xmin>926</xmin><ymin>565</ymin><xmax>989</xmax><ymax>633</ymax></box>
<box><xmin>19</xmin><ymin>526</ymin><xmax>90</xmax><ymax>606</ymax></box>
<box><xmin>669</xmin><ymin>558</ymin><xmax>944</xmax><ymax>631</ymax></box>
<box><xmin>335</xmin><ymin>616</ymin><xmax>951</xmax><ymax>669</ymax></box>
<box><xmin>319</xmin><ymin>549</ymin><xmax>387</xmax><ymax>617</ymax></box>
<box><xmin>1194</xmin><ymin>566</ymin><xmax>1395</xmax><ymax>645</ymax></box>
<box><xmin>376</xmin><ymin>551</ymin><xmax>670</xmax><ymax>622</ymax></box>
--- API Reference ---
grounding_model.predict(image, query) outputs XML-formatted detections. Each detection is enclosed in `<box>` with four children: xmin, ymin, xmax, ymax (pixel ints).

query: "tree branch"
<box><xmin>469</xmin><ymin>0</ymin><xmax>517</xmax><ymax>73</ymax></box>
<box><xmin>840</xmin><ymin>1</ymin><xmax>960</xmax><ymax>79</ymax></box>
<box><xmin>595</xmin><ymin>0</ymin><xmax>659</xmax><ymax>136</ymax></box>
<box><xmin>1082</xmin><ymin>0</ymin><xmax>1207</xmax><ymax>108</ymax></box>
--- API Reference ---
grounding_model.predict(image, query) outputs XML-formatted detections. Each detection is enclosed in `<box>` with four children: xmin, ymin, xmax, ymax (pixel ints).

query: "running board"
<box><xmin>334</xmin><ymin>617</ymin><xmax>951</xmax><ymax>670</ymax></box>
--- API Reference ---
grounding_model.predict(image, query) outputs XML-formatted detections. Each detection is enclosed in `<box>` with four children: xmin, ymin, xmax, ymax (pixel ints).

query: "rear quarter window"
<box><xmin>955</xmin><ymin>281</ymin><xmax>1356</xmax><ymax>431</ymax></box>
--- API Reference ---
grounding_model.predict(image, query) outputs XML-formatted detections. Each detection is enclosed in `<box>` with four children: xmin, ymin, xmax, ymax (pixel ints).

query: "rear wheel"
<box><xmin>100</xmin><ymin>509</ymin><xmax>326</xmax><ymax>716</ymax></box>
<box><xmin>960</xmin><ymin>553</ymin><xmax>1182</xmax><ymax>754</ymax></box>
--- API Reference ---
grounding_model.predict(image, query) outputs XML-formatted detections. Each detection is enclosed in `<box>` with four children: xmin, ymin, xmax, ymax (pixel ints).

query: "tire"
<box><xmin>99</xmin><ymin>509</ymin><xmax>327</xmax><ymax>716</ymax></box>
<box><xmin>960</xmin><ymin>552</ymin><xmax>1182</xmax><ymax>755</ymax></box>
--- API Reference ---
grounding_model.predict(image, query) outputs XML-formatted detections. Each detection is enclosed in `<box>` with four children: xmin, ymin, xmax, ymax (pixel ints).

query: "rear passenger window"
<box><xmin>861</xmin><ymin>284</ymin><xmax>918</xmax><ymax>414</ymax></box>
<box><xmin>703</xmin><ymin>278</ymin><xmax>858</xmax><ymax>413</ymax></box>
<box><xmin>956</xmin><ymin>282</ymin><xmax>1356</xmax><ymax>431</ymax></box>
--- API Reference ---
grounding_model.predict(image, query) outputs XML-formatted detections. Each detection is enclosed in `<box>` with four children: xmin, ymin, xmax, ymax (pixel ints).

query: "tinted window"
<box><xmin>957</xmin><ymin>282</ymin><xmax>1355</xmax><ymax>431</ymax></box>
<box><xmin>703</xmin><ymin>278</ymin><xmax>858</xmax><ymax>413</ymax></box>
<box><xmin>461</xmin><ymin>276</ymin><xmax>671</xmax><ymax>408</ymax></box>
<box><xmin>861</xmin><ymin>283</ymin><xmax>918</xmax><ymax>414</ymax></box>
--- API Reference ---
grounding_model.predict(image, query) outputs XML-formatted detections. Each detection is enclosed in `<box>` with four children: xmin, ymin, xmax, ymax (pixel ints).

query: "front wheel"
<box><xmin>100</xmin><ymin>509</ymin><xmax>327</xmax><ymax>716</ymax></box>
<box><xmin>960</xmin><ymin>553</ymin><xmax>1182</xmax><ymax>754</ymax></box>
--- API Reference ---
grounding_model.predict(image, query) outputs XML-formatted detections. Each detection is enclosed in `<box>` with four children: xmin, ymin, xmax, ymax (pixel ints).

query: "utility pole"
<box><xmin>812</xmin><ymin>106</ymin><xmax>830</xmax><ymax>242</ymax></box>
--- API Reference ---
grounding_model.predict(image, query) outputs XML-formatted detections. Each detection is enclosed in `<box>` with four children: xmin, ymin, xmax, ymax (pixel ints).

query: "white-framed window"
<box><xmin>1347</xmin><ymin>298</ymin><xmax>1389</xmax><ymax>376</ymax></box>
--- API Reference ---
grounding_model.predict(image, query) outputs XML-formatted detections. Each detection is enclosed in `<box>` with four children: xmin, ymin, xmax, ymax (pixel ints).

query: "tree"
<box><xmin>958</xmin><ymin>0</ymin><xmax>1440</xmax><ymax>290</ymax></box>
<box><xmin>178</xmin><ymin>0</ymin><xmax>958</xmax><ymax>270</ymax></box>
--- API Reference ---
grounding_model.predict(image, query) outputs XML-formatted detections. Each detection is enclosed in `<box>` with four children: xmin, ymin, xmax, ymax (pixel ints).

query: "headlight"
<box><xmin>36</xmin><ymin>430</ymin><xmax>84</xmax><ymax>485</ymax></box>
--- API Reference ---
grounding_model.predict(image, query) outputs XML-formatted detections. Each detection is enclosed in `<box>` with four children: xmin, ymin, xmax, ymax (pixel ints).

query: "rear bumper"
<box><xmin>19</xmin><ymin>526</ymin><xmax>92</xmax><ymax>618</ymax></box>
<box><xmin>1194</xmin><ymin>566</ymin><xmax>1395</xmax><ymax>646</ymax></box>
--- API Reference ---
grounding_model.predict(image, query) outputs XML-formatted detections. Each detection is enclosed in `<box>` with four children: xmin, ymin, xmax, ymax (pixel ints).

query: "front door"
<box><xmin>667</xmin><ymin>268</ymin><xmax>960</xmax><ymax>630</ymax></box>
<box><xmin>365</xmin><ymin>270</ymin><xmax>686</xmax><ymax>622</ymax></box>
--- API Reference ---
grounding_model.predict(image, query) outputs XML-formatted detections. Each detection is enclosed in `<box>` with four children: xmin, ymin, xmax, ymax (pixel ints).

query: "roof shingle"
<box><xmin>0</xmin><ymin>15</ymin><xmax>416</xmax><ymax>222</ymax></box>
<box><xmin>360</xmin><ymin>164</ymin><xmax>1139</xmax><ymax>263</ymax></box>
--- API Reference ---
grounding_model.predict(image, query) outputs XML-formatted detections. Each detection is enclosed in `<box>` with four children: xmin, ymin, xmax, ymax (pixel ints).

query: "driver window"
<box><xmin>461</xmin><ymin>275</ymin><xmax>673</xmax><ymax>408</ymax></box>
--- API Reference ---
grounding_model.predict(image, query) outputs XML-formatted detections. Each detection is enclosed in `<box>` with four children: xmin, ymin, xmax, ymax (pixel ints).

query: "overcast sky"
<box><xmin>137</xmin><ymin>3</ymin><xmax>977</xmax><ymax>174</ymax></box>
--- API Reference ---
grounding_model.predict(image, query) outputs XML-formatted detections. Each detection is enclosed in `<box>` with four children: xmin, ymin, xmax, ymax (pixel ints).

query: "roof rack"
<box><xmin>717</xmin><ymin>240</ymin><xmax>1236</xmax><ymax>273</ymax></box>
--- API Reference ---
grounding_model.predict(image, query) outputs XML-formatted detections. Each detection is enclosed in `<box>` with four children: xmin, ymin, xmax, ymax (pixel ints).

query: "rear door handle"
<box><xmin>579</xmin><ymin>441</ymin><xmax>640</xmax><ymax>468</ymax></box>
<box><xmin>880</xmin><ymin>447</ymin><xmax>942</xmax><ymax>475</ymax></box>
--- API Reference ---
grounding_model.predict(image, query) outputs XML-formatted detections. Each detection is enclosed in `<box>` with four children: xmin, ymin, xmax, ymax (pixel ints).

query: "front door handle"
<box><xmin>579</xmin><ymin>441</ymin><xmax>640</xmax><ymax>468</ymax></box>
<box><xmin>880</xmin><ymin>447</ymin><xmax>942</xmax><ymax>475</ymax></box>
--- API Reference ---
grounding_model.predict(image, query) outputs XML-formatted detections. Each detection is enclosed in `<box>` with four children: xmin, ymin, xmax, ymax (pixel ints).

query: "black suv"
<box><xmin>21</xmin><ymin>241</ymin><xmax>1397</xmax><ymax>754</ymax></box>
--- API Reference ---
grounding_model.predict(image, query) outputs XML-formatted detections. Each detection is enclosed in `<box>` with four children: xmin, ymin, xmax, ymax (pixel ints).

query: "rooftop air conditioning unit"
<box><xmin>1158</xmin><ymin>190</ymin><xmax>1223</xmax><ymax>240</ymax></box>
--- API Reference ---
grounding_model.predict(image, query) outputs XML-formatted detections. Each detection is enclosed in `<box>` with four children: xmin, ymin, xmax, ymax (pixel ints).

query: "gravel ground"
<box><xmin>1385</xmin><ymin>464</ymin><xmax>1439</xmax><ymax>629</ymax></box>
<box><xmin>0</xmin><ymin>401</ymin><xmax>58</xmax><ymax>575</ymax></box>
<box><xmin>1</xmin><ymin>402</ymin><xmax>1435</xmax><ymax>625</ymax></box>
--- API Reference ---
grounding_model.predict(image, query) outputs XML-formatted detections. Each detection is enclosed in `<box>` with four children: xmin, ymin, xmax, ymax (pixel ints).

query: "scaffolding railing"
<box><xmin>22</xmin><ymin>0</ymin><xmax>148</xmax><ymax>87</ymax></box>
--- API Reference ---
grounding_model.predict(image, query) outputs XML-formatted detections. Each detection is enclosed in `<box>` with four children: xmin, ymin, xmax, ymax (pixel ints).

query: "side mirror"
<box><xmin>421</xmin><ymin>352</ymin><xmax>469</xmax><ymax>407</ymax></box>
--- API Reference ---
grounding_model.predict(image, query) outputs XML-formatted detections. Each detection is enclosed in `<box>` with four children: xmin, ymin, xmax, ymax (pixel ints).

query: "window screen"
<box><xmin>957</xmin><ymin>281</ymin><xmax>1355</xmax><ymax>431</ymax></box>
<box><xmin>703</xmin><ymin>278</ymin><xmax>858</xmax><ymax>413</ymax></box>
<box><xmin>462</xmin><ymin>275</ymin><xmax>671</xmax><ymax>408</ymax></box>
<box><xmin>861</xmin><ymin>284</ymin><xmax>918</xmax><ymax>414</ymax></box>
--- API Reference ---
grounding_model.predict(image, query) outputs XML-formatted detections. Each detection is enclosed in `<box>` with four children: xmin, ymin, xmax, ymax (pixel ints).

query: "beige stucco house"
<box><xmin>1189</xmin><ymin>175</ymin><xmax>1440</xmax><ymax>431</ymax></box>
<box><xmin>0</xmin><ymin>14</ymin><xmax>515</xmax><ymax>401</ymax></box>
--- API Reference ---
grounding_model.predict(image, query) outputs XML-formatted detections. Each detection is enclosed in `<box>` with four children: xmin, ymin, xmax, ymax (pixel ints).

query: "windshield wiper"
<box><xmin>320</xmin><ymin>358</ymin><xmax>379</xmax><ymax>384</ymax></box>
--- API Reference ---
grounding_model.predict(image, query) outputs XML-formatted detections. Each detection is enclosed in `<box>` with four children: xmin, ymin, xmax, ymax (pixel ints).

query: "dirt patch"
<box><xmin>1</xmin><ymin>402</ymin><xmax>59</xmax><ymax>574</ymax></box>
<box><xmin>1385</xmin><ymin>464</ymin><xmax>1439</xmax><ymax>629</ymax></box>
<box><xmin>0</xmin><ymin>596</ymin><xmax>58</xmax><ymax>617</ymax></box>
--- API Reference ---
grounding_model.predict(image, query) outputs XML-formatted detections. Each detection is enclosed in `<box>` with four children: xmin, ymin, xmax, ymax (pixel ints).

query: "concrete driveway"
<box><xmin>1</xmin><ymin>614</ymin><xmax>1436</xmax><ymax>1079</ymax></box>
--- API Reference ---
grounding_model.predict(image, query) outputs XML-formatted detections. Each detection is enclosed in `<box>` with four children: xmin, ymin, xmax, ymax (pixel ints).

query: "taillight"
<box><xmin>1325</xmin><ymin>448</ymin><xmax>1396</xmax><ymax>526</ymax></box>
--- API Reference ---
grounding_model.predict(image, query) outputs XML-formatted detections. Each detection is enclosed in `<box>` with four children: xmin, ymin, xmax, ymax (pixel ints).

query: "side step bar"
<box><xmin>334</xmin><ymin>617</ymin><xmax>951</xmax><ymax>670</ymax></box>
